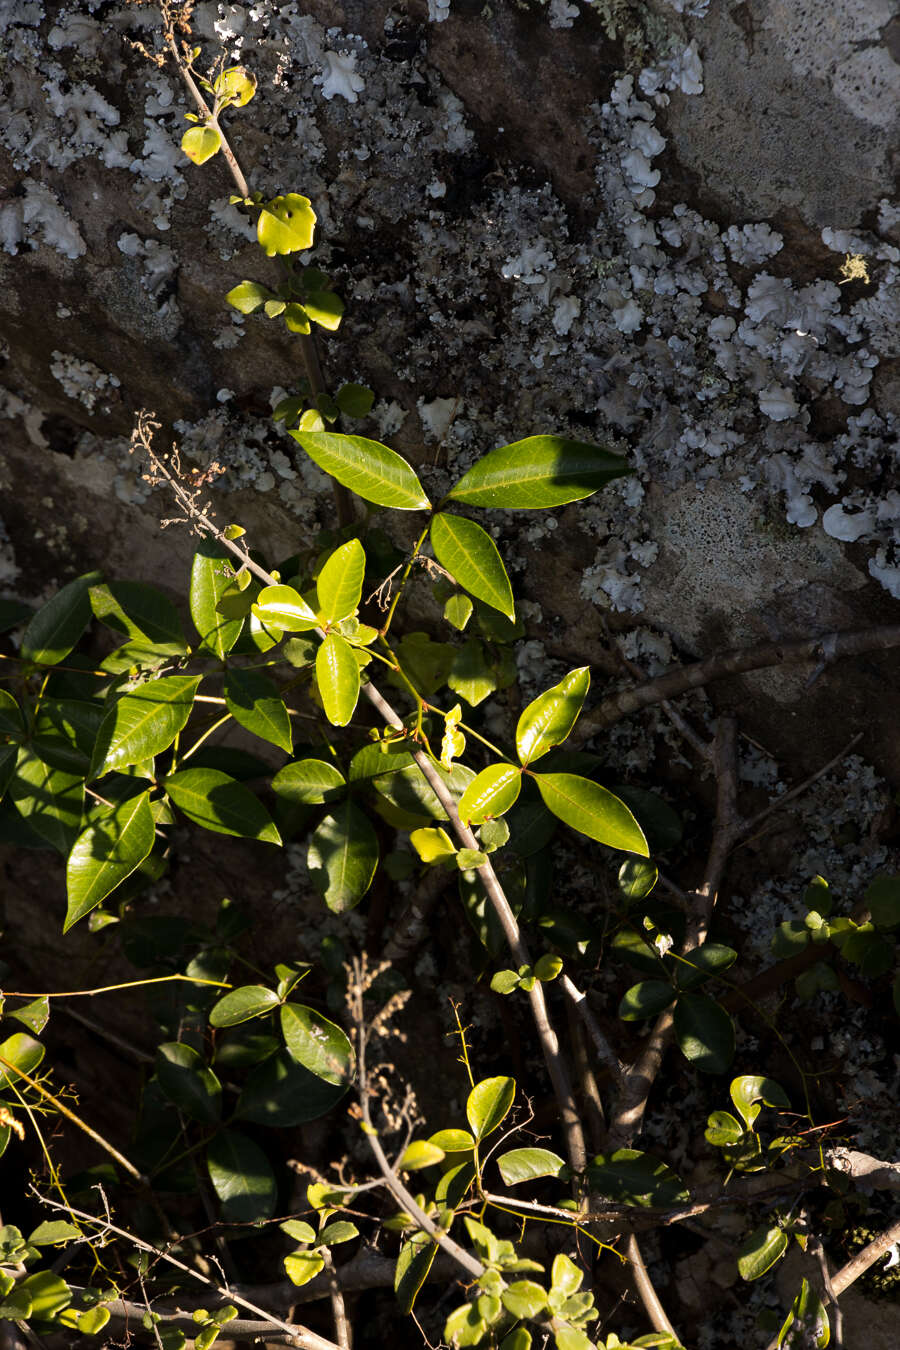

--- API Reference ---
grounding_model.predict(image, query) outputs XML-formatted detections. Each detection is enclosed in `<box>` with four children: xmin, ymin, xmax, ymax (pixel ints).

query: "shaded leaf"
<box><xmin>737</xmin><ymin>1224</ymin><xmax>788</xmax><ymax>1281</ymax></box>
<box><xmin>618</xmin><ymin>980</ymin><xmax>676</xmax><ymax>1022</ymax></box>
<box><xmin>395</xmin><ymin>1232</ymin><xmax>437</xmax><ymax>1315</ymax></box>
<box><xmin>448</xmin><ymin>436</ymin><xmax>628</xmax><ymax>509</ymax></box>
<box><xmin>164</xmin><ymin>768</ymin><xmax>281</xmax><ymax>844</ymax></box>
<box><xmin>673</xmin><ymin>993</ymin><xmax>735</xmax><ymax>1074</ymax></box>
<box><xmin>10</xmin><ymin>746</ymin><xmax>84</xmax><ymax>853</ymax></box>
<box><xmin>303</xmin><ymin>290</ymin><xmax>344</xmax><ymax>330</ymax></box>
<box><xmin>272</xmin><ymin>758</ymin><xmax>346</xmax><ymax>806</ymax></box>
<box><xmin>191</xmin><ymin>544</ymin><xmax>244</xmax><ymax>659</ymax></box>
<box><xmin>618</xmin><ymin>858</ymin><xmax>659</xmax><ymax>902</ymax></box>
<box><xmin>236</xmin><ymin>1050</ymin><xmax>346</xmax><ymax>1126</ymax></box>
<box><xmin>448</xmin><ymin>638</ymin><xmax>497</xmax><ymax>707</ymax></box>
<box><xmin>585</xmin><ymin>1150</ymin><xmax>688</xmax><ymax>1207</ymax></box>
<box><xmin>20</xmin><ymin>571</ymin><xmax>102</xmax><ymax>666</ymax></box>
<box><xmin>156</xmin><ymin>1042</ymin><xmax>222</xmax><ymax>1124</ymax></box>
<box><xmin>290</xmin><ymin>431</ymin><xmax>430</xmax><ymax>511</ymax></box>
<box><xmin>225</xmin><ymin>668</ymin><xmax>292</xmax><ymax>753</ymax></box>
<box><xmin>207</xmin><ymin>1129</ymin><xmax>277</xmax><ymax>1223</ymax></box>
<box><xmin>335</xmin><ymin>383</ymin><xmax>375</xmax><ymax>419</ymax></box>
<box><xmin>89</xmin><ymin>581</ymin><xmax>186</xmax><ymax>652</ymax></box>
<box><xmin>430</xmin><ymin>513</ymin><xmax>514</xmax><ymax>619</ymax></box>
<box><xmin>308</xmin><ymin>799</ymin><xmax>378</xmax><ymax>912</ymax></box>
<box><xmin>676</xmin><ymin>943</ymin><xmax>737</xmax><ymax>990</ymax></box>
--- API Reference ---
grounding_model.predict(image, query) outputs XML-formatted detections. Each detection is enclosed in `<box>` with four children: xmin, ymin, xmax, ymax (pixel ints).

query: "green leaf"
<box><xmin>534</xmin><ymin>953</ymin><xmax>563</xmax><ymax>981</ymax></box>
<box><xmin>290</xmin><ymin>431</ymin><xmax>430</xmax><ymax>511</ymax></box>
<box><xmin>349</xmin><ymin>741</ymin><xmax>415</xmax><ymax>782</ymax></box>
<box><xmin>673</xmin><ymin>993</ymin><xmax>735</xmax><ymax>1074</ymax></box>
<box><xmin>316</xmin><ymin>633</ymin><xmax>360</xmax><ymax>727</ymax></box>
<box><xmin>308</xmin><ymin>800</ymin><xmax>379</xmax><ymax>912</ymax></box>
<box><xmin>516</xmin><ymin>668</ymin><xmax>590</xmax><ymax>767</ymax></box>
<box><xmin>251</xmin><ymin>583</ymin><xmax>319</xmax><ymax>632</ymax></box>
<box><xmin>280</xmin><ymin>1003</ymin><xmax>352</xmax><ymax>1085</ymax></box>
<box><xmin>0</xmin><ymin>689</ymin><xmax>23</xmax><ymax>737</ymax></box>
<box><xmin>280</xmin><ymin>1219</ymin><xmax>317</xmax><ymax>1244</ymax></box>
<box><xmin>164</xmin><ymin>768</ymin><xmax>281</xmax><ymax>844</ymax></box>
<box><xmin>612</xmin><ymin>786</ymin><xmax>683</xmax><ymax>852</ymax></box>
<box><xmin>214</xmin><ymin>65</ymin><xmax>256</xmax><ymax>106</ymax></box>
<box><xmin>704</xmin><ymin>1110</ymin><xmax>744</xmax><ymax>1147</ymax></box>
<box><xmin>586</xmin><ymin>1149</ymin><xmax>689</xmax><ymax>1207</ymax></box>
<box><xmin>448</xmin><ymin>638</ymin><xmax>497</xmax><ymax>707</ymax></box>
<box><xmin>534</xmin><ymin>774</ymin><xmax>648</xmax><ymax>854</ymax></box>
<box><xmin>9</xmin><ymin>995</ymin><xmax>49</xmax><ymax>1035</ymax></box>
<box><xmin>400</xmin><ymin>1140</ymin><xmax>446</xmax><ymax>1170</ymax></box>
<box><xmin>191</xmin><ymin>544</ymin><xmax>244</xmax><ymax>658</ymax></box>
<box><xmin>19</xmin><ymin>571</ymin><xmax>102</xmax><ymax>666</ymax></box>
<box><xmin>429</xmin><ymin>513</ymin><xmax>514</xmax><ymax>619</ymax></box>
<box><xmin>181</xmin><ymin>125</ymin><xmax>221</xmax><ymax>164</ymax></box>
<box><xmin>257</xmin><ymin>193</ymin><xmax>316</xmax><ymax>256</ymax></box>
<box><xmin>458</xmin><ymin>764</ymin><xmax>522</xmax><ymax>827</ymax></box>
<box><xmin>89</xmin><ymin>581</ymin><xmax>186</xmax><ymax>652</ymax></box>
<box><xmin>316</xmin><ymin>539</ymin><xmax>366</xmax><ymax>624</ymax></box>
<box><xmin>448</xmin><ymin>436</ymin><xmax>629</xmax><ymax>509</ymax></box>
<box><xmin>283</xmin><ymin>303</ymin><xmax>311</xmax><ymax>334</ymax></box>
<box><xmin>491</xmin><ymin>969</ymin><xmax>521</xmax><ymax>994</ymax></box>
<box><xmin>284</xmin><ymin>1251</ymin><xmax>325</xmax><ymax>1286</ymax></box>
<box><xmin>319</xmin><ymin>1221</ymin><xmax>359</xmax><ymax>1245</ymax></box>
<box><xmin>207</xmin><ymin>1129</ymin><xmax>277</xmax><ymax>1223</ymax></box>
<box><xmin>551</xmin><ymin>1253</ymin><xmax>583</xmax><ymax>1297</ymax></box>
<box><xmin>10</xmin><ymin>746</ymin><xmax>84</xmax><ymax>853</ymax></box>
<box><xmin>737</xmin><ymin>1224</ymin><xmax>788</xmax><ymax>1280</ymax></box>
<box><xmin>336</xmin><ymin>383</ymin><xmax>375</xmax><ymax>419</ymax></box>
<box><xmin>466</xmin><ymin>1075</ymin><xmax>515</xmax><ymax>1141</ymax></box>
<box><xmin>210</xmin><ymin>985</ymin><xmax>280</xmax><ymax>1028</ymax></box>
<box><xmin>65</xmin><ymin>791</ymin><xmax>155</xmax><ymax>931</ymax></box>
<box><xmin>91</xmin><ymin>676</ymin><xmax>200</xmax><ymax>777</ymax></box>
<box><xmin>676</xmin><ymin>944</ymin><xmax>738</xmax><ymax>990</ymax></box>
<box><xmin>226</xmin><ymin>279</ymin><xmax>274</xmax><ymax>313</ymax></box>
<box><xmin>225</xmin><ymin>668</ymin><xmax>292</xmax><ymax>753</ymax></box>
<box><xmin>778</xmin><ymin>1276</ymin><xmax>830</xmax><ymax>1349</ymax></box>
<box><xmin>0</xmin><ymin>1033</ymin><xmax>45</xmax><ymax>1089</ymax></box>
<box><xmin>553</xmin><ymin>1326</ymin><xmax>592</xmax><ymax>1350</ymax></box>
<box><xmin>28</xmin><ymin>1221</ymin><xmax>81</xmax><ymax>1246</ymax></box>
<box><xmin>501</xmin><ymin>1281</ymin><xmax>548</xmax><ymax>1319</ymax></box>
<box><xmin>730</xmin><ymin>1075</ymin><xmax>790</xmax><ymax>1130</ymax></box>
<box><xmin>501</xmin><ymin>1330</ymin><xmax>532</xmax><ymax>1350</ymax></box>
<box><xmin>236</xmin><ymin>1050</ymin><xmax>346</xmax><ymax>1126</ymax></box>
<box><xmin>429</xmin><ymin>1128</ymin><xmax>475</xmax><ymax>1152</ymax></box>
<box><xmin>618</xmin><ymin>858</ymin><xmax>658</xmax><ymax>901</ymax></box>
<box><xmin>444</xmin><ymin>593</ymin><xmax>474</xmax><ymax>630</ymax></box>
<box><xmin>866</xmin><ymin>874</ymin><xmax>900</xmax><ymax>929</ymax></box>
<box><xmin>445</xmin><ymin>1301</ymin><xmax>487</xmax><ymax>1347</ymax></box>
<box><xmin>497</xmin><ymin>1147</ymin><xmax>567</xmax><ymax>1186</ymax></box>
<box><xmin>303</xmin><ymin>290</ymin><xmax>344</xmax><ymax>330</ymax></box>
<box><xmin>618</xmin><ymin>980</ymin><xmax>676</xmax><ymax>1022</ymax></box>
<box><xmin>156</xmin><ymin>1042</ymin><xmax>222</xmax><ymax>1123</ymax></box>
<box><xmin>17</xmin><ymin>1271</ymin><xmax>72</xmax><ymax>1319</ymax></box>
<box><xmin>395</xmin><ymin>1233</ymin><xmax>437</xmax><ymax>1315</ymax></box>
<box><xmin>272</xmin><ymin>759</ymin><xmax>346</xmax><ymax>807</ymax></box>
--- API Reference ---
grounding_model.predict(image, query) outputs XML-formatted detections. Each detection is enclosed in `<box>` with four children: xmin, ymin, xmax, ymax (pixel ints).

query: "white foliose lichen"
<box><xmin>50</xmin><ymin>352</ymin><xmax>120</xmax><ymax>413</ymax></box>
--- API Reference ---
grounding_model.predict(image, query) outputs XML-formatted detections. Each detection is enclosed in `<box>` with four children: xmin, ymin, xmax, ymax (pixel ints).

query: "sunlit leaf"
<box><xmin>207</xmin><ymin>1129</ymin><xmax>276</xmax><ymax>1223</ymax></box>
<box><xmin>429</xmin><ymin>513</ymin><xmax>514</xmax><ymax>619</ymax></box>
<box><xmin>210</xmin><ymin>986</ymin><xmax>280</xmax><ymax>1028</ymax></box>
<box><xmin>737</xmin><ymin>1224</ymin><xmax>788</xmax><ymax>1281</ymax></box>
<box><xmin>257</xmin><ymin>193</ymin><xmax>316</xmax><ymax>256</ymax></box>
<box><xmin>280</xmin><ymin>1003</ymin><xmax>353</xmax><ymax>1085</ymax></box>
<box><xmin>65</xmin><ymin>791</ymin><xmax>155</xmax><ymax>930</ymax></box>
<box><xmin>395</xmin><ymin>1232</ymin><xmax>437</xmax><ymax>1315</ymax></box>
<box><xmin>316</xmin><ymin>539</ymin><xmax>366</xmax><ymax>624</ymax></box>
<box><xmin>0</xmin><ymin>1033</ymin><xmax>45</xmax><ymax>1089</ymax></box>
<box><xmin>497</xmin><ymin>1147</ymin><xmax>567</xmax><ymax>1186</ymax></box>
<box><xmin>182</xmin><ymin>126</ymin><xmax>221</xmax><ymax>164</ymax></box>
<box><xmin>466</xmin><ymin>1076</ymin><xmax>515</xmax><ymax>1141</ymax></box>
<box><xmin>290</xmin><ymin>431</ymin><xmax>430</xmax><ymax>511</ymax></box>
<box><xmin>316</xmin><ymin>633</ymin><xmax>360</xmax><ymax>726</ymax></box>
<box><xmin>534</xmin><ymin>773</ymin><xmax>648</xmax><ymax>854</ymax></box>
<box><xmin>164</xmin><ymin>768</ymin><xmax>281</xmax><ymax>844</ymax></box>
<box><xmin>214</xmin><ymin>65</ymin><xmax>256</xmax><ymax>106</ymax></box>
<box><xmin>191</xmin><ymin>544</ymin><xmax>243</xmax><ymax>658</ymax></box>
<box><xmin>307</xmin><ymin>799</ymin><xmax>378</xmax><ymax>912</ymax></box>
<box><xmin>730</xmin><ymin>1075</ymin><xmax>790</xmax><ymax>1130</ymax></box>
<box><xmin>448</xmin><ymin>436</ymin><xmax>629</xmax><ymax>509</ymax></box>
<box><xmin>457</xmin><ymin>763</ymin><xmax>521</xmax><ymax>827</ymax></box>
<box><xmin>516</xmin><ymin>668</ymin><xmax>590</xmax><ymax>767</ymax></box>
<box><xmin>272</xmin><ymin>758</ymin><xmax>346</xmax><ymax>806</ymax></box>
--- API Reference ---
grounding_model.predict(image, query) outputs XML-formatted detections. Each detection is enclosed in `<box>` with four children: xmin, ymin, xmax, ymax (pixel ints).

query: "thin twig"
<box><xmin>31</xmin><ymin>1193</ymin><xmax>341</xmax><ymax>1350</ymax></box>
<box><xmin>581</xmin><ymin>626</ymin><xmax>900</xmax><ymax>732</ymax></box>
<box><xmin>322</xmin><ymin>1252</ymin><xmax>352</xmax><ymax>1350</ymax></box>
<box><xmin>739</xmin><ymin>732</ymin><xmax>863</xmax><ymax>838</ymax></box>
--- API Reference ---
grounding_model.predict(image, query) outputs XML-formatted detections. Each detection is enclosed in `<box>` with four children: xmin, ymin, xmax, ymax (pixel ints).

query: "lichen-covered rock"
<box><xmin>1</xmin><ymin>0</ymin><xmax>899</xmax><ymax>776</ymax></box>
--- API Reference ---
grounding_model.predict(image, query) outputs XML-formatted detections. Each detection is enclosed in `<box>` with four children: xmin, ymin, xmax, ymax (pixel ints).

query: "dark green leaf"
<box><xmin>90</xmin><ymin>581</ymin><xmax>186</xmax><ymax>652</ymax></box>
<box><xmin>395</xmin><ymin>1232</ymin><xmax>437</xmax><ymax>1315</ymax></box>
<box><xmin>225</xmin><ymin>668</ymin><xmax>292</xmax><ymax>753</ymax></box>
<box><xmin>209</xmin><ymin>986</ymin><xmax>280</xmax><ymax>1028</ymax></box>
<box><xmin>675</xmin><ymin>944</ymin><xmax>738</xmax><ymax>990</ymax></box>
<box><xmin>164</xmin><ymin>768</ymin><xmax>281</xmax><ymax>844</ymax></box>
<box><xmin>280</xmin><ymin>1003</ymin><xmax>353</xmax><ymax>1085</ymax></box>
<box><xmin>0</xmin><ymin>598</ymin><xmax>32</xmax><ymax>633</ymax></box>
<box><xmin>673</xmin><ymin>993</ymin><xmax>735</xmax><ymax>1074</ymax></box>
<box><xmin>9</xmin><ymin>746</ymin><xmax>84</xmax><ymax>853</ymax></box>
<box><xmin>586</xmin><ymin>1149</ymin><xmax>689</xmax><ymax>1207</ymax></box>
<box><xmin>20</xmin><ymin>571</ymin><xmax>102</xmax><ymax>665</ymax></box>
<box><xmin>618</xmin><ymin>980</ymin><xmax>676</xmax><ymax>1022</ymax></box>
<box><xmin>348</xmin><ymin>741</ymin><xmax>415</xmax><ymax>782</ymax></box>
<box><xmin>190</xmin><ymin>544</ymin><xmax>243</xmax><ymax>659</ymax></box>
<box><xmin>618</xmin><ymin>858</ymin><xmax>658</xmax><ymax>902</ymax></box>
<box><xmin>612</xmin><ymin>786</ymin><xmax>683</xmax><ymax>852</ymax></box>
<box><xmin>534</xmin><ymin>773</ymin><xmax>648</xmax><ymax>854</ymax></box>
<box><xmin>290</xmin><ymin>431</ymin><xmax>430</xmax><ymax>511</ymax></box>
<box><xmin>866</xmin><ymin>874</ymin><xmax>900</xmax><ymax>930</ymax></box>
<box><xmin>429</xmin><ymin>513</ymin><xmax>514</xmax><ymax>619</ymax></box>
<box><xmin>91</xmin><ymin>676</ymin><xmax>201</xmax><ymax>776</ymax></box>
<box><xmin>308</xmin><ymin>799</ymin><xmax>378</xmax><ymax>912</ymax></box>
<box><xmin>236</xmin><ymin>1050</ymin><xmax>346</xmax><ymax>1126</ymax></box>
<box><xmin>0</xmin><ymin>690</ymin><xmax>23</xmax><ymax>737</ymax></box>
<box><xmin>207</xmin><ymin>1129</ymin><xmax>277</xmax><ymax>1223</ymax></box>
<box><xmin>335</xmin><ymin>383</ymin><xmax>375</xmax><ymax>419</ymax></box>
<box><xmin>447</xmin><ymin>436</ymin><xmax>628</xmax><ymax>509</ymax></box>
<box><xmin>156</xmin><ymin>1042</ymin><xmax>222</xmax><ymax>1124</ymax></box>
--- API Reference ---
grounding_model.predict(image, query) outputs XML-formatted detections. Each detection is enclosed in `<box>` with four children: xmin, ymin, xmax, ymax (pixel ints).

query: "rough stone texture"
<box><xmin>1</xmin><ymin>0</ymin><xmax>899</xmax><ymax>764</ymax></box>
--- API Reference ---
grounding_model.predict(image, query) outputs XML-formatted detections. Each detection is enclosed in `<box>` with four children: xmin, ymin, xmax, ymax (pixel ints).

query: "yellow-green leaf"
<box><xmin>317</xmin><ymin>539</ymin><xmax>366</xmax><ymax>624</ymax></box>
<box><xmin>448</xmin><ymin>436</ymin><xmax>629</xmax><ymax>509</ymax></box>
<box><xmin>410</xmin><ymin>826</ymin><xmax>456</xmax><ymax>863</ymax></box>
<box><xmin>466</xmin><ymin>1075</ymin><xmax>515</xmax><ymax>1140</ymax></box>
<box><xmin>303</xmin><ymin>291</ymin><xmax>344</xmax><ymax>330</ymax></box>
<box><xmin>534</xmin><ymin>773</ymin><xmax>648</xmax><ymax>854</ymax></box>
<box><xmin>214</xmin><ymin>65</ymin><xmax>256</xmax><ymax>107</ymax></box>
<box><xmin>516</xmin><ymin>667</ymin><xmax>590</xmax><ymax>766</ymax></box>
<box><xmin>290</xmin><ymin>431</ymin><xmax>430</xmax><ymax>511</ymax></box>
<box><xmin>251</xmin><ymin>584</ymin><xmax>319</xmax><ymax>632</ymax></box>
<box><xmin>457</xmin><ymin>763</ymin><xmax>521</xmax><ymax>827</ymax></box>
<box><xmin>257</xmin><ymin>193</ymin><xmax>316</xmax><ymax>256</ymax></box>
<box><xmin>181</xmin><ymin>126</ymin><xmax>221</xmax><ymax>165</ymax></box>
<box><xmin>400</xmin><ymin>1140</ymin><xmax>446</xmax><ymax>1170</ymax></box>
<box><xmin>430</xmin><ymin>513</ymin><xmax>514</xmax><ymax>619</ymax></box>
<box><xmin>316</xmin><ymin>633</ymin><xmax>360</xmax><ymax>727</ymax></box>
